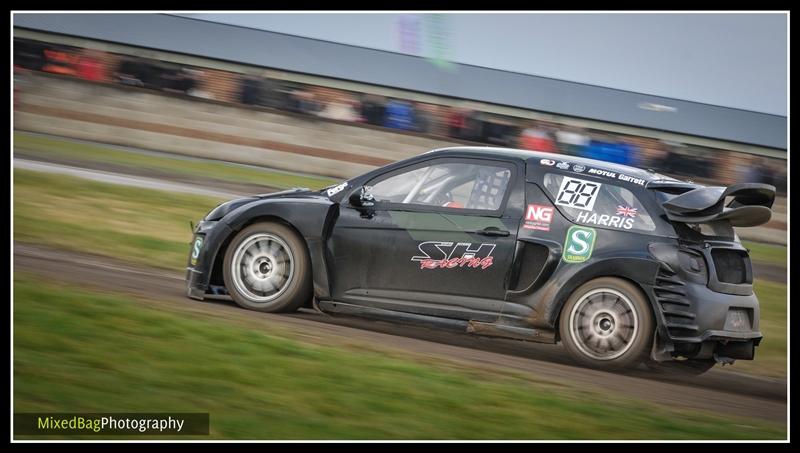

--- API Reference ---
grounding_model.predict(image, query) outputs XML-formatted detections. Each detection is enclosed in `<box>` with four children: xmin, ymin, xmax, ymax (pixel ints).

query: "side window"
<box><xmin>369</xmin><ymin>161</ymin><xmax>512</xmax><ymax>211</ymax></box>
<box><xmin>543</xmin><ymin>173</ymin><xmax>656</xmax><ymax>232</ymax></box>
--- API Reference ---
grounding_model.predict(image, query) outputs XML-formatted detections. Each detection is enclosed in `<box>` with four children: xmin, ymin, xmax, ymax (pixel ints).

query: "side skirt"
<box><xmin>316</xmin><ymin>300</ymin><xmax>556</xmax><ymax>343</ymax></box>
<box><xmin>467</xmin><ymin>321</ymin><xmax>556</xmax><ymax>344</ymax></box>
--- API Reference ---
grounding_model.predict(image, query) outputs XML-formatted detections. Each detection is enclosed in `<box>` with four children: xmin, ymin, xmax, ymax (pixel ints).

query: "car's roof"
<box><xmin>426</xmin><ymin>146</ymin><xmax>678</xmax><ymax>183</ymax></box>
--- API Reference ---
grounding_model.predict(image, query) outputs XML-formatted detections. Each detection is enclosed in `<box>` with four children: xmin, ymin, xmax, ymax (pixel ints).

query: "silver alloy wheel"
<box><xmin>231</xmin><ymin>233</ymin><xmax>295</xmax><ymax>304</ymax></box>
<box><xmin>568</xmin><ymin>288</ymin><xmax>639</xmax><ymax>361</ymax></box>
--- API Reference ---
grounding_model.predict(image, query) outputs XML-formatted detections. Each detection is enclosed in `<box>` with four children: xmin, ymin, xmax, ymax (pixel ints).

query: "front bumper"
<box><xmin>185</xmin><ymin>220</ymin><xmax>233</xmax><ymax>300</ymax></box>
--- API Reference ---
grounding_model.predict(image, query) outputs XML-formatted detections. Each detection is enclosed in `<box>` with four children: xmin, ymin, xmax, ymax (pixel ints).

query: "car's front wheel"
<box><xmin>223</xmin><ymin>221</ymin><xmax>311</xmax><ymax>312</ymax></box>
<box><xmin>559</xmin><ymin>277</ymin><xmax>654</xmax><ymax>369</ymax></box>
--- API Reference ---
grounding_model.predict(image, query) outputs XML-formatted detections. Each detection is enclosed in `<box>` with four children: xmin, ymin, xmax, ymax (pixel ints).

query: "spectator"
<box><xmin>360</xmin><ymin>94</ymin><xmax>386</xmax><ymax>126</ymax></box>
<box><xmin>482</xmin><ymin>120</ymin><xmax>517</xmax><ymax>147</ymax></box>
<box><xmin>446</xmin><ymin>107</ymin><xmax>467</xmax><ymax>138</ymax></box>
<box><xmin>258</xmin><ymin>72</ymin><xmax>284</xmax><ymax>109</ymax></box>
<box><xmin>461</xmin><ymin>110</ymin><xmax>484</xmax><ymax>141</ymax></box>
<box><xmin>115</xmin><ymin>59</ymin><xmax>143</xmax><ymax>87</ymax></box>
<box><xmin>42</xmin><ymin>47</ymin><xmax>78</xmax><ymax>76</ymax></box>
<box><xmin>162</xmin><ymin>67</ymin><xmax>198</xmax><ymax>95</ymax></box>
<box><xmin>77</xmin><ymin>49</ymin><xmax>105</xmax><ymax>82</ymax></box>
<box><xmin>318</xmin><ymin>96</ymin><xmax>362</xmax><ymax>122</ymax></box>
<box><xmin>413</xmin><ymin>102</ymin><xmax>432</xmax><ymax>133</ymax></box>
<box><xmin>555</xmin><ymin>127</ymin><xmax>589</xmax><ymax>156</ymax></box>
<box><xmin>384</xmin><ymin>99</ymin><xmax>415</xmax><ymax>130</ymax></box>
<box><xmin>655</xmin><ymin>143</ymin><xmax>681</xmax><ymax>176</ymax></box>
<box><xmin>736</xmin><ymin>154</ymin><xmax>759</xmax><ymax>184</ymax></box>
<box><xmin>270</xmin><ymin>81</ymin><xmax>297</xmax><ymax>111</ymax></box>
<box><xmin>239</xmin><ymin>74</ymin><xmax>263</xmax><ymax>105</ymax></box>
<box><xmin>519</xmin><ymin>123</ymin><xmax>557</xmax><ymax>152</ymax></box>
<box><xmin>753</xmin><ymin>157</ymin><xmax>776</xmax><ymax>186</ymax></box>
<box><xmin>115</xmin><ymin>57</ymin><xmax>161</xmax><ymax>88</ymax></box>
<box><xmin>14</xmin><ymin>39</ymin><xmax>47</xmax><ymax>71</ymax></box>
<box><xmin>583</xmin><ymin>135</ymin><xmax>634</xmax><ymax>165</ymax></box>
<box><xmin>769</xmin><ymin>161</ymin><xmax>788</xmax><ymax>194</ymax></box>
<box><xmin>654</xmin><ymin>142</ymin><xmax>712</xmax><ymax>180</ymax></box>
<box><xmin>350</xmin><ymin>97</ymin><xmax>364</xmax><ymax>123</ymax></box>
<box><xmin>293</xmin><ymin>89</ymin><xmax>321</xmax><ymax>115</ymax></box>
<box><xmin>182</xmin><ymin>69</ymin><xmax>213</xmax><ymax>99</ymax></box>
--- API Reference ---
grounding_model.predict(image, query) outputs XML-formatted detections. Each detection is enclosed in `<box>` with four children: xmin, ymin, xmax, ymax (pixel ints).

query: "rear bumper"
<box><xmin>647</xmin><ymin>242</ymin><xmax>762</xmax><ymax>361</ymax></box>
<box><xmin>667</xmin><ymin>281</ymin><xmax>761</xmax><ymax>343</ymax></box>
<box><xmin>648</xmin><ymin>280</ymin><xmax>762</xmax><ymax>361</ymax></box>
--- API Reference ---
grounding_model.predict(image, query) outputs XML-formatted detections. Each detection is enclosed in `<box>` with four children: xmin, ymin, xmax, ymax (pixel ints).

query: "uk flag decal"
<box><xmin>616</xmin><ymin>206</ymin><xmax>638</xmax><ymax>218</ymax></box>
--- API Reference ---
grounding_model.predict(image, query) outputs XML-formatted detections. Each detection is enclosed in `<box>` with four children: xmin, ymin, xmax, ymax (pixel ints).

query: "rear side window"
<box><xmin>543</xmin><ymin>173</ymin><xmax>656</xmax><ymax>232</ymax></box>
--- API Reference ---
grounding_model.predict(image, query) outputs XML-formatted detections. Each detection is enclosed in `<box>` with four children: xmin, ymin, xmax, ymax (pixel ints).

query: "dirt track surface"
<box><xmin>13</xmin><ymin>243</ymin><xmax>786</xmax><ymax>423</ymax></box>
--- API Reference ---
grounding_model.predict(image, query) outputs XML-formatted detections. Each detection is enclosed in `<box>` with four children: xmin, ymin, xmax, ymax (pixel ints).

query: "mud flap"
<box><xmin>713</xmin><ymin>354</ymin><xmax>736</xmax><ymax>366</ymax></box>
<box><xmin>311</xmin><ymin>297</ymin><xmax>332</xmax><ymax>317</ymax></box>
<box><xmin>650</xmin><ymin>329</ymin><xmax>674</xmax><ymax>362</ymax></box>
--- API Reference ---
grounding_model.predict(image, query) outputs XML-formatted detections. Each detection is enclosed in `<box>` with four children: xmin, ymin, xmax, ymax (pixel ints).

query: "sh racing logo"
<box><xmin>411</xmin><ymin>241</ymin><xmax>495</xmax><ymax>270</ymax></box>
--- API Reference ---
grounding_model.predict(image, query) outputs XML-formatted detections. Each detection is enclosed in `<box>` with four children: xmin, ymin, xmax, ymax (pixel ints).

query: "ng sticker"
<box><xmin>524</xmin><ymin>204</ymin><xmax>554</xmax><ymax>231</ymax></box>
<box><xmin>562</xmin><ymin>226</ymin><xmax>596</xmax><ymax>263</ymax></box>
<box><xmin>555</xmin><ymin>177</ymin><xmax>601</xmax><ymax>211</ymax></box>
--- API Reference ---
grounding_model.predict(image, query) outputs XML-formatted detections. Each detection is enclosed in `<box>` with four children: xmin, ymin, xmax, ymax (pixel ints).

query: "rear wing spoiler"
<box><xmin>657</xmin><ymin>183</ymin><xmax>776</xmax><ymax>227</ymax></box>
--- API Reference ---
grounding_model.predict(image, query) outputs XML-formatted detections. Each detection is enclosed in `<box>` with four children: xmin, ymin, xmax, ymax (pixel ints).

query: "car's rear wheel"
<box><xmin>223</xmin><ymin>221</ymin><xmax>311</xmax><ymax>312</ymax></box>
<box><xmin>559</xmin><ymin>277</ymin><xmax>654</xmax><ymax>369</ymax></box>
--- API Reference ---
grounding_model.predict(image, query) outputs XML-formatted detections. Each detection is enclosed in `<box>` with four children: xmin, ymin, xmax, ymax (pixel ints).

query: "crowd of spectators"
<box><xmin>232</xmin><ymin>75</ymin><xmax>785</xmax><ymax>192</ymax></box>
<box><xmin>13</xmin><ymin>37</ymin><xmax>787</xmax><ymax>194</ymax></box>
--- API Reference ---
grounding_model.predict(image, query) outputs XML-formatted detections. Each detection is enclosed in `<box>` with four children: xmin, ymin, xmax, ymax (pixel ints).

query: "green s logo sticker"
<box><xmin>562</xmin><ymin>226</ymin><xmax>596</xmax><ymax>263</ymax></box>
<box><xmin>191</xmin><ymin>236</ymin><xmax>204</xmax><ymax>266</ymax></box>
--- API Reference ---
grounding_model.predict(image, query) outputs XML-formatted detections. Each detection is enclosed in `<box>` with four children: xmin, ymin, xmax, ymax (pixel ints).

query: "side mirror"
<box><xmin>349</xmin><ymin>186</ymin><xmax>375</xmax><ymax>208</ymax></box>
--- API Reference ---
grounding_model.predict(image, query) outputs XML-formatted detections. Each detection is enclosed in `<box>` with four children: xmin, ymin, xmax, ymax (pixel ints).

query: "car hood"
<box><xmin>204</xmin><ymin>187</ymin><xmax>326</xmax><ymax>221</ymax></box>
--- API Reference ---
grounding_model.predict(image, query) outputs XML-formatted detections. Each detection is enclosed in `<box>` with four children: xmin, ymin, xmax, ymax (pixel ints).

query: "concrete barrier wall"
<box><xmin>14</xmin><ymin>72</ymin><xmax>464</xmax><ymax>178</ymax></box>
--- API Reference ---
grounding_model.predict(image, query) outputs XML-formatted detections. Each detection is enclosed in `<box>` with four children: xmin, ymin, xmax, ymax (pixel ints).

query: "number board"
<box><xmin>555</xmin><ymin>177</ymin><xmax>601</xmax><ymax>211</ymax></box>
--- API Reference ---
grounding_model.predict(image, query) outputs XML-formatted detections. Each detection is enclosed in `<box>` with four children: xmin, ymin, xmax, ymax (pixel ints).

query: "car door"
<box><xmin>327</xmin><ymin>157</ymin><xmax>524</xmax><ymax>322</ymax></box>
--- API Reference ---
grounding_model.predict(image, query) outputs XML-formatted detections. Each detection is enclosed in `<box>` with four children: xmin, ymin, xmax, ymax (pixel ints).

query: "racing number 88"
<box><xmin>558</xmin><ymin>180</ymin><xmax>599</xmax><ymax>208</ymax></box>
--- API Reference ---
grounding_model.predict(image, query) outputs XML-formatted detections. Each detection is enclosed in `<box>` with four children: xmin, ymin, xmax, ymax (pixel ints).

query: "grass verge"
<box><xmin>743</xmin><ymin>241</ymin><xmax>787</xmax><ymax>268</ymax></box>
<box><xmin>14</xmin><ymin>131</ymin><xmax>339</xmax><ymax>190</ymax></box>
<box><xmin>13</xmin><ymin>274</ymin><xmax>785</xmax><ymax>440</ymax></box>
<box><xmin>14</xmin><ymin>169</ymin><xmax>221</xmax><ymax>270</ymax></box>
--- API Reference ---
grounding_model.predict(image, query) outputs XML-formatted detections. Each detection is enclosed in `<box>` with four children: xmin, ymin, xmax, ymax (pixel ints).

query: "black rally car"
<box><xmin>186</xmin><ymin>147</ymin><xmax>775</xmax><ymax>372</ymax></box>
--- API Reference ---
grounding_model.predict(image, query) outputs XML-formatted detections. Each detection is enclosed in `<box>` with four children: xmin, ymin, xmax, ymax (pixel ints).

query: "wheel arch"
<box><xmin>546</xmin><ymin>258</ymin><xmax>662</xmax><ymax>341</ymax></box>
<box><xmin>211</xmin><ymin>199</ymin><xmax>337</xmax><ymax>303</ymax></box>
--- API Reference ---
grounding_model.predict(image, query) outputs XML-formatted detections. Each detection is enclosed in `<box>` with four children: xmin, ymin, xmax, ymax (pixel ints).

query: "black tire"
<box><xmin>645</xmin><ymin>359</ymin><xmax>716</xmax><ymax>376</ymax></box>
<box><xmin>559</xmin><ymin>277</ymin><xmax>654</xmax><ymax>369</ymax></box>
<box><xmin>223</xmin><ymin>221</ymin><xmax>311</xmax><ymax>313</ymax></box>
